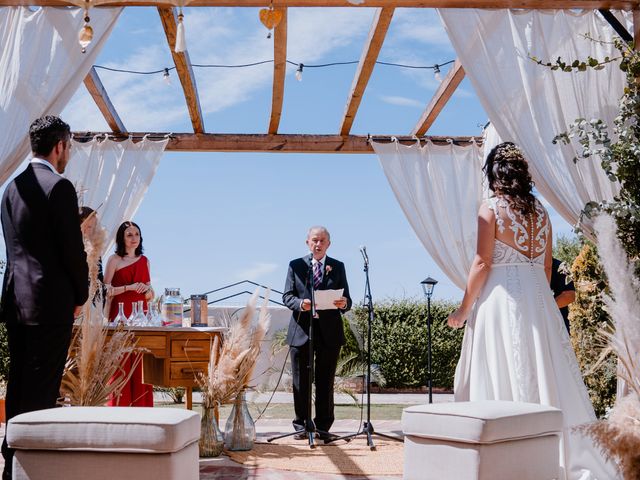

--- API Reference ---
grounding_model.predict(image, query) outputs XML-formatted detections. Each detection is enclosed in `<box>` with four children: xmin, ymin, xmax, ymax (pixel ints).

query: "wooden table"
<box><xmin>111</xmin><ymin>326</ymin><xmax>225</xmax><ymax>410</ymax></box>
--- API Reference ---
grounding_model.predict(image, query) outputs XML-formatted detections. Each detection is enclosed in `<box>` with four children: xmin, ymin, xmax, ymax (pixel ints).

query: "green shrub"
<box><xmin>349</xmin><ymin>300</ymin><xmax>462</xmax><ymax>389</ymax></box>
<box><xmin>553</xmin><ymin>235</ymin><xmax>583</xmax><ymax>268</ymax></box>
<box><xmin>570</xmin><ymin>244</ymin><xmax>616</xmax><ymax>417</ymax></box>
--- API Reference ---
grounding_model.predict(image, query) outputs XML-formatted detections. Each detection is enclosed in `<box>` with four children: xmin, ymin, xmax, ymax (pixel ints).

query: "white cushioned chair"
<box><xmin>7</xmin><ymin>407</ymin><xmax>200</xmax><ymax>480</ymax></box>
<box><xmin>402</xmin><ymin>401</ymin><xmax>563</xmax><ymax>480</ymax></box>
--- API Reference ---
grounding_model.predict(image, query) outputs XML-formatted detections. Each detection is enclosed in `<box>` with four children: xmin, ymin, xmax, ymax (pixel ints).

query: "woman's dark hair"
<box><xmin>79</xmin><ymin>206</ymin><xmax>95</xmax><ymax>223</ymax></box>
<box><xmin>29</xmin><ymin>115</ymin><xmax>71</xmax><ymax>157</ymax></box>
<box><xmin>115</xmin><ymin>221</ymin><xmax>143</xmax><ymax>257</ymax></box>
<box><xmin>483</xmin><ymin>142</ymin><xmax>536</xmax><ymax>216</ymax></box>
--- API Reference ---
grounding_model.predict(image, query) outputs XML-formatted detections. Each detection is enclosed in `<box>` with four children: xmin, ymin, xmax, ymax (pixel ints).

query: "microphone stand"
<box><xmin>329</xmin><ymin>249</ymin><xmax>402</xmax><ymax>449</ymax></box>
<box><xmin>267</xmin><ymin>258</ymin><xmax>330</xmax><ymax>448</ymax></box>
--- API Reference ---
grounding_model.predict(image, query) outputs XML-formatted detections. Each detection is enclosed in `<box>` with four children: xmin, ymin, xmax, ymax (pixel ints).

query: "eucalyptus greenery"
<box><xmin>535</xmin><ymin>37</ymin><xmax>640</xmax><ymax>261</ymax></box>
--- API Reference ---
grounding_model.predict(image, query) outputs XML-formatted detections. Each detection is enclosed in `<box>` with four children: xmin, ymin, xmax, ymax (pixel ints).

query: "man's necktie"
<box><xmin>313</xmin><ymin>261</ymin><xmax>322</xmax><ymax>290</ymax></box>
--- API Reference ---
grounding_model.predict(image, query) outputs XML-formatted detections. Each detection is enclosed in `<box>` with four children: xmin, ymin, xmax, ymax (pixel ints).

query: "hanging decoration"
<box><xmin>78</xmin><ymin>1</ymin><xmax>94</xmax><ymax>53</ymax></box>
<box><xmin>259</xmin><ymin>1</ymin><xmax>283</xmax><ymax>39</ymax></box>
<box><xmin>175</xmin><ymin>7</ymin><xmax>186</xmax><ymax>53</ymax></box>
<box><xmin>433</xmin><ymin>64</ymin><xmax>442</xmax><ymax>82</ymax></box>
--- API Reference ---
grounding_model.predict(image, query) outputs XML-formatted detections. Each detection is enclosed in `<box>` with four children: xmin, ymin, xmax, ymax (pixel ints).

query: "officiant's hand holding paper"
<box><xmin>314</xmin><ymin>288</ymin><xmax>344</xmax><ymax>310</ymax></box>
<box><xmin>333</xmin><ymin>296</ymin><xmax>348</xmax><ymax>309</ymax></box>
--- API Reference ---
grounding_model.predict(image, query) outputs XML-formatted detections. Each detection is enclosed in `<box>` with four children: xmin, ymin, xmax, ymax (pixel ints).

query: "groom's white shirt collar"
<box><xmin>30</xmin><ymin>158</ymin><xmax>60</xmax><ymax>176</ymax></box>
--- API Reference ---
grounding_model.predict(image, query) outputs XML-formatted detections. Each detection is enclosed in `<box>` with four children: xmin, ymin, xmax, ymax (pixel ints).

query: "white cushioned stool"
<box><xmin>402</xmin><ymin>401</ymin><xmax>562</xmax><ymax>480</ymax></box>
<box><xmin>7</xmin><ymin>407</ymin><xmax>200</xmax><ymax>480</ymax></box>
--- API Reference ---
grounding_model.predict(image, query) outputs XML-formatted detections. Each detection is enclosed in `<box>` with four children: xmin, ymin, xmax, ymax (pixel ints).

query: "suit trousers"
<box><xmin>1</xmin><ymin>322</ymin><xmax>73</xmax><ymax>480</ymax></box>
<box><xmin>290</xmin><ymin>341</ymin><xmax>341</xmax><ymax>433</ymax></box>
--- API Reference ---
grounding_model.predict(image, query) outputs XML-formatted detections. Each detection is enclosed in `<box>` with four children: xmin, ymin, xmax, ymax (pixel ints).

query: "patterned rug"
<box><xmin>225</xmin><ymin>437</ymin><xmax>404</xmax><ymax>476</ymax></box>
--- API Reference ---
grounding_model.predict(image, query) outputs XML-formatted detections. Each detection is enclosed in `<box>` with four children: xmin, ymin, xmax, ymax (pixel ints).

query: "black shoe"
<box><xmin>294</xmin><ymin>431</ymin><xmax>308</xmax><ymax>440</ymax></box>
<box><xmin>315</xmin><ymin>432</ymin><xmax>339</xmax><ymax>444</ymax></box>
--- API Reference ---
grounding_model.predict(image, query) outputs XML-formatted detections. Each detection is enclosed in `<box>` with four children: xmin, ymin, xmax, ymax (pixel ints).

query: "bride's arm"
<box><xmin>447</xmin><ymin>203</ymin><xmax>495</xmax><ymax>328</ymax></box>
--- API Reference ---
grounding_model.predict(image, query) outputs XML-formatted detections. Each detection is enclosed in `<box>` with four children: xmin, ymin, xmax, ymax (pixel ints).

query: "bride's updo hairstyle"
<box><xmin>483</xmin><ymin>142</ymin><xmax>536</xmax><ymax>216</ymax></box>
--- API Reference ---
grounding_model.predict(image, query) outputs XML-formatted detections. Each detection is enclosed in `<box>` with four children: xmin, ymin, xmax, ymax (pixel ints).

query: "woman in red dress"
<box><xmin>104</xmin><ymin>221</ymin><xmax>154</xmax><ymax>407</ymax></box>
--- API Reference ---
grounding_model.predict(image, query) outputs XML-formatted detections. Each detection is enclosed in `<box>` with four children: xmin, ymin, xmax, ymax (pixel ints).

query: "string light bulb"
<box><xmin>295</xmin><ymin>63</ymin><xmax>304</xmax><ymax>82</ymax></box>
<box><xmin>347</xmin><ymin>0</ymin><xmax>365</xmax><ymax>4</ymax></box>
<box><xmin>433</xmin><ymin>64</ymin><xmax>442</xmax><ymax>83</ymax></box>
<box><xmin>163</xmin><ymin>68</ymin><xmax>171</xmax><ymax>85</ymax></box>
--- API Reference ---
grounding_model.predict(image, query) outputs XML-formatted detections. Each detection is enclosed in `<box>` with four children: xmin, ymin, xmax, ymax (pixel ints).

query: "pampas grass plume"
<box><xmin>587</xmin><ymin>214</ymin><xmax>640</xmax><ymax>478</ymax></box>
<box><xmin>197</xmin><ymin>289</ymin><xmax>271</xmax><ymax>408</ymax></box>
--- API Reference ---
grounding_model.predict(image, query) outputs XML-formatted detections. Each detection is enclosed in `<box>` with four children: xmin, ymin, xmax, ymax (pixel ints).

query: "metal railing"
<box><xmin>184</xmin><ymin>280</ymin><xmax>285</xmax><ymax>310</ymax></box>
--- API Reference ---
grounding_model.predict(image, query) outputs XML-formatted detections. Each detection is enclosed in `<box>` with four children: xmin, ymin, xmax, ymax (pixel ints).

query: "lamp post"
<box><xmin>421</xmin><ymin>277</ymin><xmax>438</xmax><ymax>404</ymax></box>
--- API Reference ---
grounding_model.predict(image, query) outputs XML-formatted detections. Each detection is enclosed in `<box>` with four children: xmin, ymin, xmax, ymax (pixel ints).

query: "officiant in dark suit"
<box><xmin>283</xmin><ymin>226</ymin><xmax>352</xmax><ymax>443</ymax></box>
<box><xmin>0</xmin><ymin>115</ymin><xmax>88</xmax><ymax>480</ymax></box>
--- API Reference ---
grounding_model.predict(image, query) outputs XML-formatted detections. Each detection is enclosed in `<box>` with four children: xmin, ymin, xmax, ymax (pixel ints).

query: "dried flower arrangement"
<box><xmin>60</xmin><ymin>211</ymin><xmax>143</xmax><ymax>406</ymax></box>
<box><xmin>582</xmin><ymin>214</ymin><xmax>640</xmax><ymax>479</ymax></box>
<box><xmin>197</xmin><ymin>290</ymin><xmax>271</xmax><ymax>408</ymax></box>
<box><xmin>61</xmin><ymin>314</ymin><xmax>142</xmax><ymax>406</ymax></box>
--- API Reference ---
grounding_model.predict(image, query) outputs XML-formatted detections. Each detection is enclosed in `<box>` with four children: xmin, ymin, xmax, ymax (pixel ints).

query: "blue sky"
<box><xmin>35</xmin><ymin>7</ymin><xmax>575</xmax><ymax>304</ymax></box>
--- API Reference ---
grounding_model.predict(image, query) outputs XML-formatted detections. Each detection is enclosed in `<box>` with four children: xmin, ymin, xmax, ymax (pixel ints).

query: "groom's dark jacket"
<box><xmin>283</xmin><ymin>254</ymin><xmax>352</xmax><ymax>349</ymax></box>
<box><xmin>0</xmin><ymin>163</ymin><xmax>88</xmax><ymax>326</ymax></box>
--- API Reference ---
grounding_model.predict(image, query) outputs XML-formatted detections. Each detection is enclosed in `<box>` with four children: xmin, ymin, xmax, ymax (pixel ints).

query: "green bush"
<box><xmin>570</xmin><ymin>244</ymin><xmax>617</xmax><ymax>417</ymax></box>
<box><xmin>553</xmin><ymin>234</ymin><xmax>583</xmax><ymax>268</ymax></box>
<box><xmin>349</xmin><ymin>300</ymin><xmax>462</xmax><ymax>389</ymax></box>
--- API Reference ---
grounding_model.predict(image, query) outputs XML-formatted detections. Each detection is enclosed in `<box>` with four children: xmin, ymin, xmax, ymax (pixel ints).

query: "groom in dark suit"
<box><xmin>283</xmin><ymin>226</ymin><xmax>352</xmax><ymax>443</ymax></box>
<box><xmin>0</xmin><ymin>115</ymin><xmax>88</xmax><ymax>479</ymax></box>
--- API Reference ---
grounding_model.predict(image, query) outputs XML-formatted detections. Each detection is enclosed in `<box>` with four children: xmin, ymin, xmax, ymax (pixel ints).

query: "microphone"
<box><xmin>359</xmin><ymin>245</ymin><xmax>369</xmax><ymax>266</ymax></box>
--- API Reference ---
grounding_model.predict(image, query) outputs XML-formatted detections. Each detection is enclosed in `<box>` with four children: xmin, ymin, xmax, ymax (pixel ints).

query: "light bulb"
<box><xmin>347</xmin><ymin>0</ymin><xmax>365</xmax><ymax>4</ymax></box>
<box><xmin>434</xmin><ymin>64</ymin><xmax>442</xmax><ymax>83</ymax></box>
<box><xmin>295</xmin><ymin>63</ymin><xmax>304</xmax><ymax>82</ymax></box>
<box><xmin>163</xmin><ymin>68</ymin><xmax>171</xmax><ymax>85</ymax></box>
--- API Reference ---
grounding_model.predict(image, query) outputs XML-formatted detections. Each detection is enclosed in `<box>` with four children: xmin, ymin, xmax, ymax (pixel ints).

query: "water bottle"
<box><xmin>112</xmin><ymin>302</ymin><xmax>127</xmax><ymax>326</ymax></box>
<box><xmin>162</xmin><ymin>288</ymin><xmax>184</xmax><ymax>326</ymax></box>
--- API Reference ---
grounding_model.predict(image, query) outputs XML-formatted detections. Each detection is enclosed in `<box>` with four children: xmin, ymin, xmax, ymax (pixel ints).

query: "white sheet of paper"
<box><xmin>314</xmin><ymin>289</ymin><xmax>344</xmax><ymax>310</ymax></box>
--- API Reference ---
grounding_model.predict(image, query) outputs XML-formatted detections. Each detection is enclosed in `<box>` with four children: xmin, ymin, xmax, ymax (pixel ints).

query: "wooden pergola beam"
<box><xmin>158</xmin><ymin>7</ymin><xmax>205</xmax><ymax>134</ymax></box>
<box><xmin>83</xmin><ymin>67</ymin><xmax>126</xmax><ymax>134</ymax></box>
<box><xmin>71</xmin><ymin>133</ymin><xmax>480</xmax><ymax>153</ymax></box>
<box><xmin>339</xmin><ymin>7</ymin><xmax>394</xmax><ymax>136</ymax></box>
<box><xmin>412</xmin><ymin>59</ymin><xmax>465</xmax><ymax>136</ymax></box>
<box><xmin>268</xmin><ymin>7</ymin><xmax>287</xmax><ymax>134</ymax></box>
<box><xmin>3</xmin><ymin>1</ymin><xmax>639</xmax><ymax>8</ymax></box>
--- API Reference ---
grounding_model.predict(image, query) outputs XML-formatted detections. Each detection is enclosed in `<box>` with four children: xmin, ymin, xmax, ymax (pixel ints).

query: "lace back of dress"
<box><xmin>489</xmin><ymin>197</ymin><xmax>548</xmax><ymax>265</ymax></box>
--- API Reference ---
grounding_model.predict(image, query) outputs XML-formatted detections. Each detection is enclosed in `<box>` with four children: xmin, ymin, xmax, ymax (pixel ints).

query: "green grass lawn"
<box><xmin>157</xmin><ymin>401</ymin><xmax>413</xmax><ymax>421</ymax></box>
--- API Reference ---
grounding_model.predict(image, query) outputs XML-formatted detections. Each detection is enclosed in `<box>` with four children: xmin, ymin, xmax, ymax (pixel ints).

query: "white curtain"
<box><xmin>373</xmin><ymin>139</ymin><xmax>484</xmax><ymax>290</ymax></box>
<box><xmin>65</xmin><ymin>136</ymin><xmax>169</xmax><ymax>256</ymax></box>
<box><xmin>0</xmin><ymin>6</ymin><xmax>121</xmax><ymax>185</ymax></box>
<box><xmin>439</xmin><ymin>9</ymin><xmax>624</xmax><ymax>236</ymax></box>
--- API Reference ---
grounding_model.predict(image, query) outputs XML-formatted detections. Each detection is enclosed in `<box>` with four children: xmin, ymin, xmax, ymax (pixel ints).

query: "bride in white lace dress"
<box><xmin>447</xmin><ymin>142</ymin><xmax>618</xmax><ymax>480</ymax></box>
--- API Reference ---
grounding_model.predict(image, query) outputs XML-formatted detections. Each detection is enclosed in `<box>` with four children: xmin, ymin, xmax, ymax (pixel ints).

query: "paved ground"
<box><xmin>0</xmin><ymin>393</ymin><xmax>454</xmax><ymax>479</ymax></box>
<box><xmin>160</xmin><ymin>391</ymin><xmax>453</xmax><ymax>406</ymax></box>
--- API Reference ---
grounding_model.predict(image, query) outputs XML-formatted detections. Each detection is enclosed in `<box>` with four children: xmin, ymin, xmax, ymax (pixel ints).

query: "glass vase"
<box><xmin>199</xmin><ymin>405</ymin><xmax>224</xmax><ymax>457</ymax></box>
<box><xmin>127</xmin><ymin>301</ymin><xmax>138</xmax><ymax>326</ymax></box>
<box><xmin>224</xmin><ymin>390</ymin><xmax>255</xmax><ymax>451</ymax></box>
<box><xmin>112</xmin><ymin>302</ymin><xmax>126</xmax><ymax>326</ymax></box>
